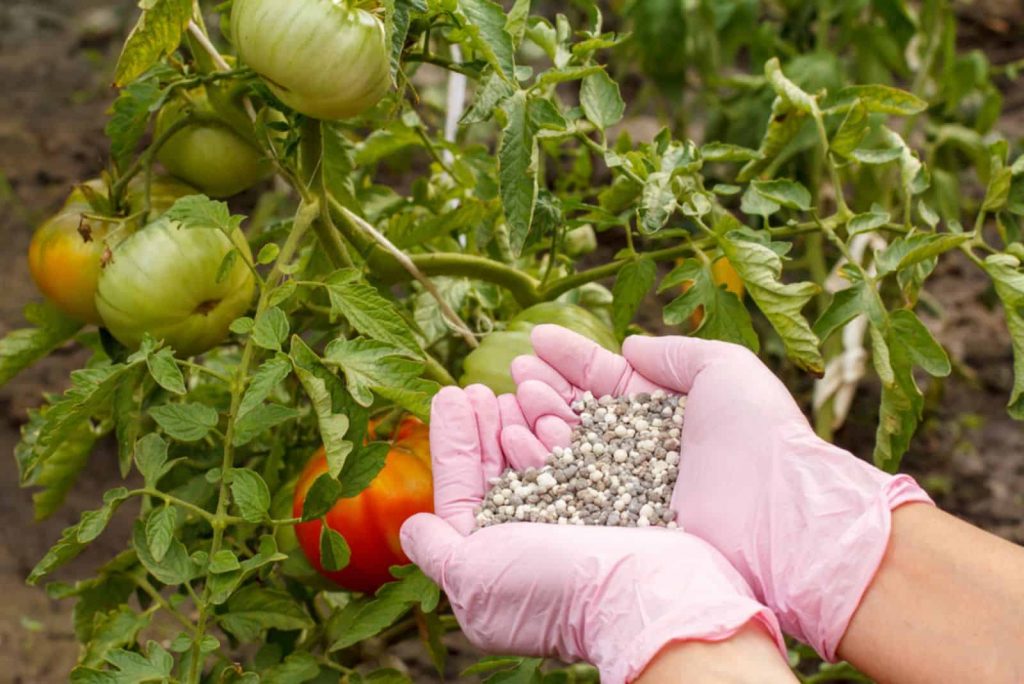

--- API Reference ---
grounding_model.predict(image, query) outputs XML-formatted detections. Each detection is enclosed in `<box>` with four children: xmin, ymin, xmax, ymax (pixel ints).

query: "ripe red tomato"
<box><xmin>293</xmin><ymin>416</ymin><xmax>433</xmax><ymax>594</ymax></box>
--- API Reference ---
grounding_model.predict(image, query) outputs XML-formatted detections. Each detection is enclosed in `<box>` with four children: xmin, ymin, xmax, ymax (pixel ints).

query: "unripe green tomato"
<box><xmin>155</xmin><ymin>89</ymin><xmax>272</xmax><ymax>198</ymax></box>
<box><xmin>564</xmin><ymin>224</ymin><xmax>597</xmax><ymax>256</ymax></box>
<box><xmin>28</xmin><ymin>177</ymin><xmax>196</xmax><ymax>325</ymax></box>
<box><xmin>231</xmin><ymin>0</ymin><xmax>390</xmax><ymax>120</ymax></box>
<box><xmin>460</xmin><ymin>302</ymin><xmax>620</xmax><ymax>395</ymax></box>
<box><xmin>95</xmin><ymin>219</ymin><xmax>255</xmax><ymax>356</ymax></box>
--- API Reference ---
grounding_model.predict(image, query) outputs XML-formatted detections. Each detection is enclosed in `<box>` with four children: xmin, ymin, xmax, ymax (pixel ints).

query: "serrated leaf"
<box><xmin>238</xmin><ymin>357</ymin><xmax>292</xmax><ymax>417</ymax></box>
<box><xmin>149</xmin><ymin>402</ymin><xmax>219</xmax><ymax>441</ymax></box>
<box><xmin>291</xmin><ymin>338</ymin><xmax>355</xmax><ymax>476</ymax></box>
<box><xmin>146</xmin><ymin>347</ymin><xmax>186</xmax><ymax>395</ymax></box>
<box><xmin>498</xmin><ymin>91</ymin><xmax>538</xmax><ymax>255</ymax></box>
<box><xmin>612</xmin><ymin>258</ymin><xmax>656</xmax><ymax>337</ymax></box>
<box><xmin>145</xmin><ymin>506</ymin><xmax>177</xmax><ymax>563</ymax></box>
<box><xmin>580</xmin><ymin>69</ymin><xmax>625</xmax><ymax>130</ymax></box>
<box><xmin>458</xmin><ymin>0</ymin><xmax>516</xmax><ymax>82</ymax></box>
<box><xmin>833</xmin><ymin>85</ymin><xmax>927</xmax><ymax>116</ymax></box>
<box><xmin>262</xmin><ymin>652</ymin><xmax>321</xmax><ymax>684</ymax></box>
<box><xmin>662</xmin><ymin>260</ymin><xmax>758</xmax><ymax>351</ymax></box>
<box><xmin>251</xmin><ymin>307</ymin><xmax>290</xmax><ymax>351</ymax></box>
<box><xmin>982</xmin><ymin>167</ymin><xmax>1013</xmax><ymax>213</ymax></box>
<box><xmin>113</xmin><ymin>0</ymin><xmax>191</xmax><ymax>86</ymax></box>
<box><xmin>322</xmin><ymin>122</ymin><xmax>360</xmax><ymax>209</ymax></box>
<box><xmin>848</xmin><ymin>210</ymin><xmax>891</xmax><ymax>236</ymax></box>
<box><xmin>28</xmin><ymin>524</ymin><xmax>86</xmax><ymax>584</ymax></box>
<box><xmin>162</xmin><ymin>194</ymin><xmax>244</xmax><ymax>234</ymax></box>
<box><xmin>134</xmin><ymin>433</ymin><xmax>172</xmax><ymax>488</ymax></box>
<box><xmin>700</xmin><ymin>143</ymin><xmax>761</xmax><ymax>162</ymax></box>
<box><xmin>77</xmin><ymin>487</ymin><xmax>130</xmax><ymax>544</ymax></box>
<box><xmin>831</xmin><ymin>99</ymin><xmax>868</xmax><ymax>158</ymax></box>
<box><xmin>461</xmin><ymin>70</ymin><xmax>516</xmax><ymax>125</ymax></box>
<box><xmin>323</xmin><ymin>338</ymin><xmax>425</xmax><ymax>408</ymax></box>
<box><xmin>340</xmin><ymin>442</ymin><xmax>389</xmax><ymax>498</ymax></box>
<box><xmin>209</xmin><ymin>549</ymin><xmax>241</xmax><ymax>573</ymax></box>
<box><xmin>232</xmin><ymin>403</ymin><xmax>299</xmax><ymax>447</ymax></box>
<box><xmin>983</xmin><ymin>254</ymin><xmax>1024</xmax><ymax>419</ymax></box>
<box><xmin>230</xmin><ymin>316</ymin><xmax>255</xmax><ymax>334</ymax></box>
<box><xmin>220</xmin><ymin>585</ymin><xmax>313</xmax><ymax>642</ymax></box>
<box><xmin>812</xmin><ymin>286</ymin><xmax>864</xmax><ymax>342</ymax></box>
<box><xmin>320</xmin><ymin>526</ymin><xmax>351</xmax><ymax>572</ymax></box>
<box><xmin>750</xmin><ymin>179</ymin><xmax>812</xmax><ymax>211</ymax></box>
<box><xmin>230</xmin><ymin>469</ymin><xmax>271</xmax><ymax>523</ymax></box>
<box><xmin>132</xmin><ymin>519</ymin><xmax>193</xmax><ymax>585</ymax></box>
<box><xmin>326</xmin><ymin>270</ymin><xmax>422</xmax><ymax>357</ymax></box>
<box><xmin>638</xmin><ymin>171</ymin><xmax>676</xmax><ymax>233</ymax></box>
<box><xmin>740</xmin><ymin>183</ymin><xmax>780</xmax><ymax>218</ymax></box>
<box><xmin>0</xmin><ymin>302</ymin><xmax>82</xmax><ymax>388</ymax></box>
<box><xmin>26</xmin><ymin>418</ymin><xmax>96</xmax><ymax>521</ymax></box>
<box><xmin>106</xmin><ymin>76</ymin><xmax>163</xmax><ymax>167</ymax></box>
<box><xmin>875</xmin><ymin>233</ymin><xmax>972</xmax><ymax>275</ymax></box>
<box><xmin>718</xmin><ymin>223</ymin><xmax>822</xmax><ymax>373</ymax></box>
<box><xmin>738</xmin><ymin>96</ymin><xmax>807</xmax><ymax>182</ymax></box>
<box><xmin>329</xmin><ymin>567</ymin><xmax>440</xmax><ymax>650</ymax></box>
<box><xmin>383</xmin><ymin>0</ymin><xmax>425</xmax><ymax>81</ymax></box>
<box><xmin>75</xmin><ymin>607</ymin><xmax>151</xmax><ymax>671</ymax></box>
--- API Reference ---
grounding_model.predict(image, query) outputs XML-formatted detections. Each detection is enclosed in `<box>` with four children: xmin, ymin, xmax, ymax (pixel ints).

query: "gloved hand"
<box><xmin>401</xmin><ymin>386</ymin><xmax>787</xmax><ymax>684</ymax></box>
<box><xmin>505</xmin><ymin>325</ymin><xmax>934</xmax><ymax>660</ymax></box>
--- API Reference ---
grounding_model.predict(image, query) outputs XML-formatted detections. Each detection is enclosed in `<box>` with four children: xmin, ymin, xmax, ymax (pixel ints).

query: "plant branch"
<box><xmin>335</xmin><ymin>205</ymin><xmax>479</xmax><ymax>349</ymax></box>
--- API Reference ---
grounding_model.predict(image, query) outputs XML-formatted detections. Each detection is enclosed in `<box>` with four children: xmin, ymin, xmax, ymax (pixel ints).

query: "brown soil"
<box><xmin>0</xmin><ymin>2</ymin><xmax>1022</xmax><ymax>683</ymax></box>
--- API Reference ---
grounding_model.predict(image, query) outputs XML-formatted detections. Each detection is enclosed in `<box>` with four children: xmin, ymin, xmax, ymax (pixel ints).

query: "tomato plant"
<box><xmin>3</xmin><ymin>0</ymin><xmax>1024</xmax><ymax>682</ymax></box>
<box><xmin>294</xmin><ymin>416</ymin><xmax>432</xmax><ymax>594</ymax></box>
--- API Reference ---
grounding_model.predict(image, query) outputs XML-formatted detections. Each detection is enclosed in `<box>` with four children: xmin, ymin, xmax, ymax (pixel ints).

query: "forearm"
<box><xmin>635</xmin><ymin>621</ymin><xmax>798</xmax><ymax>684</ymax></box>
<box><xmin>838</xmin><ymin>503</ymin><xmax>1024</xmax><ymax>683</ymax></box>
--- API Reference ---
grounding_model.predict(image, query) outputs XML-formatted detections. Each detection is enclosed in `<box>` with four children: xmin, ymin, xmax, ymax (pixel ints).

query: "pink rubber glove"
<box><xmin>400</xmin><ymin>386</ymin><xmax>787</xmax><ymax>684</ymax></box>
<box><xmin>506</xmin><ymin>325</ymin><xmax>934</xmax><ymax>661</ymax></box>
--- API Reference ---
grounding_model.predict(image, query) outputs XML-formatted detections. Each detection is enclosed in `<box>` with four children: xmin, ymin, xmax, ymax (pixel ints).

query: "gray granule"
<box><xmin>475</xmin><ymin>390</ymin><xmax>685</xmax><ymax>529</ymax></box>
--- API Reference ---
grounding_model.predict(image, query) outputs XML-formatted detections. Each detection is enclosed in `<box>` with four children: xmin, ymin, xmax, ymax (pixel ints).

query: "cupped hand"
<box><xmin>400</xmin><ymin>385</ymin><xmax>785</xmax><ymax>684</ymax></box>
<box><xmin>506</xmin><ymin>325</ymin><xmax>933</xmax><ymax>660</ymax></box>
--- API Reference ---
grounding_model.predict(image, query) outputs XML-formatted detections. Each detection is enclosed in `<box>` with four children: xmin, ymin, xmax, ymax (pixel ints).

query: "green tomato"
<box><xmin>231</xmin><ymin>0</ymin><xmax>390</xmax><ymax>120</ymax></box>
<box><xmin>95</xmin><ymin>219</ymin><xmax>255</xmax><ymax>356</ymax></box>
<box><xmin>459</xmin><ymin>302</ymin><xmax>620</xmax><ymax>394</ymax></box>
<box><xmin>155</xmin><ymin>88</ymin><xmax>272</xmax><ymax>198</ymax></box>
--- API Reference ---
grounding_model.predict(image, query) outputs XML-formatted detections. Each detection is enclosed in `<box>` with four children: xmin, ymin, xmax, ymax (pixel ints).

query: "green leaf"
<box><xmin>209</xmin><ymin>549</ymin><xmax>241</xmax><ymax>574</ymax></box>
<box><xmin>232</xmin><ymin>403</ymin><xmax>300</xmax><ymax>447</ymax></box>
<box><xmin>291</xmin><ymin>338</ymin><xmax>355</xmax><ymax>477</ymax></box>
<box><xmin>0</xmin><ymin>302</ymin><xmax>82</xmax><ymax>387</ymax></box>
<box><xmin>230</xmin><ymin>469</ymin><xmax>271</xmax><ymax>523</ymax></box>
<box><xmin>145</xmin><ymin>506</ymin><xmax>177</xmax><ymax>563</ymax></box>
<box><xmin>982</xmin><ymin>254</ymin><xmax>1024</xmax><ymax>418</ymax></box>
<box><xmin>75</xmin><ymin>611</ymin><xmax>152</xmax><ymax>671</ymax></box>
<box><xmin>146</xmin><ymin>348</ymin><xmax>186</xmax><ymax>395</ymax></box>
<box><xmin>875</xmin><ymin>233</ymin><xmax>972</xmax><ymax>275</ymax></box>
<box><xmin>738</xmin><ymin>96</ymin><xmax>808</xmax><ymax>182</ymax></box>
<box><xmin>740</xmin><ymin>184</ymin><xmax>780</xmax><ymax>219</ymax></box>
<box><xmin>505</xmin><ymin>0</ymin><xmax>531</xmax><ymax>47</ymax></box>
<box><xmin>326</xmin><ymin>270</ymin><xmax>422</xmax><ymax>357</ymax></box>
<box><xmin>580</xmin><ymin>69</ymin><xmax>625</xmax><ymax>130</ymax></box>
<box><xmin>132</xmin><ymin>520</ymin><xmax>194</xmax><ymax>585</ymax></box>
<box><xmin>612</xmin><ymin>258</ymin><xmax>656</xmax><ymax>337</ymax></box>
<box><xmin>483</xmin><ymin>658</ymin><xmax>543</xmax><ymax>684</ymax></box>
<box><xmin>251</xmin><ymin>307</ymin><xmax>290</xmax><ymax>351</ymax></box>
<box><xmin>256</xmin><ymin>243</ymin><xmax>280</xmax><ymax>265</ymax></box>
<box><xmin>661</xmin><ymin>260</ymin><xmax>758</xmax><ymax>351</ymax></box>
<box><xmin>848</xmin><ymin>210</ymin><xmax>891</xmax><ymax>236</ymax></box>
<box><xmin>302</xmin><ymin>474</ymin><xmax>343</xmax><ymax>521</ymax></box>
<box><xmin>134</xmin><ymin>433</ymin><xmax>177</xmax><ymax>488</ymax></box>
<box><xmin>28</xmin><ymin>524</ymin><xmax>86</xmax><ymax>585</ymax></box>
<box><xmin>230</xmin><ymin>316</ymin><xmax>255</xmax><ymax>335</ymax></box>
<box><xmin>718</xmin><ymin>224</ymin><xmax>823</xmax><ymax>374</ymax></box>
<box><xmin>329</xmin><ymin>567</ymin><xmax>440</xmax><ymax>650</ymax></box>
<box><xmin>461</xmin><ymin>70</ymin><xmax>516</xmax><ymax>125</ymax></box>
<box><xmin>982</xmin><ymin>167</ymin><xmax>1013</xmax><ymax>213</ymax></box>
<box><xmin>220</xmin><ymin>585</ymin><xmax>313</xmax><ymax>642</ymax></box>
<box><xmin>458</xmin><ymin>0</ymin><xmax>516</xmax><ymax>81</ymax></box>
<box><xmin>149</xmin><ymin>402</ymin><xmax>219</xmax><ymax>441</ymax></box>
<box><xmin>106</xmin><ymin>75</ymin><xmax>163</xmax><ymax>168</ymax></box>
<box><xmin>764</xmin><ymin>57</ymin><xmax>818</xmax><ymax>114</ymax></box>
<box><xmin>750</xmin><ymin>179</ymin><xmax>812</xmax><ymax>211</ymax></box>
<box><xmin>113</xmin><ymin>0</ymin><xmax>191</xmax><ymax>86</ymax></box>
<box><xmin>833</xmin><ymin>85</ymin><xmax>927</xmax><ymax>116</ymax></box>
<box><xmin>320</xmin><ymin>526</ymin><xmax>351</xmax><ymax>572</ymax></box>
<box><xmin>321</xmin><ymin>122</ymin><xmax>360</xmax><ymax>210</ymax></box>
<box><xmin>261</xmin><ymin>652</ymin><xmax>321</xmax><ymax>684</ymax></box>
<box><xmin>383</xmin><ymin>0</ymin><xmax>425</xmax><ymax>81</ymax></box>
<box><xmin>812</xmin><ymin>286</ymin><xmax>864</xmax><ymax>342</ymax></box>
<box><xmin>162</xmin><ymin>194</ymin><xmax>243</xmax><ymax>234</ymax></box>
<box><xmin>373</xmin><ymin>378</ymin><xmax>440</xmax><ymax>423</ymax></box>
<box><xmin>340</xmin><ymin>442</ymin><xmax>389</xmax><ymax>498</ymax></box>
<box><xmin>889</xmin><ymin>309</ymin><xmax>950</xmax><ymax>377</ymax></box>
<box><xmin>77</xmin><ymin>488</ymin><xmax>129</xmax><ymax>543</ymax></box>
<box><xmin>638</xmin><ymin>172</ymin><xmax>676</xmax><ymax>233</ymax></box>
<box><xmin>20</xmin><ymin>417</ymin><xmax>95</xmax><ymax>521</ymax></box>
<box><xmin>851</xmin><ymin>147</ymin><xmax>903</xmax><ymax>164</ymax></box>
<box><xmin>238</xmin><ymin>356</ymin><xmax>292</xmax><ymax>417</ymax></box>
<box><xmin>324</xmin><ymin>338</ymin><xmax>425</xmax><ymax>408</ymax></box>
<box><xmin>700</xmin><ymin>143</ymin><xmax>761</xmax><ymax>163</ymax></box>
<box><xmin>498</xmin><ymin>91</ymin><xmax>538</xmax><ymax>255</ymax></box>
<box><xmin>831</xmin><ymin>99</ymin><xmax>869</xmax><ymax>158</ymax></box>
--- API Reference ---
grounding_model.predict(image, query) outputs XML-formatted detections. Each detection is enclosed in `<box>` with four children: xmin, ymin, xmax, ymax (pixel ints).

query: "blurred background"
<box><xmin>2</xmin><ymin>0</ymin><xmax>1024</xmax><ymax>680</ymax></box>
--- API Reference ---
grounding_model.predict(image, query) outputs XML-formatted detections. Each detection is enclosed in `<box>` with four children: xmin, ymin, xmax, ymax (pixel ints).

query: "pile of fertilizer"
<box><xmin>475</xmin><ymin>390</ymin><xmax>685</xmax><ymax>528</ymax></box>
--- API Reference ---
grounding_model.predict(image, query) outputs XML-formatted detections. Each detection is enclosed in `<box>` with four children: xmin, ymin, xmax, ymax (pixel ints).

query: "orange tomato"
<box><xmin>293</xmin><ymin>416</ymin><xmax>433</xmax><ymax>594</ymax></box>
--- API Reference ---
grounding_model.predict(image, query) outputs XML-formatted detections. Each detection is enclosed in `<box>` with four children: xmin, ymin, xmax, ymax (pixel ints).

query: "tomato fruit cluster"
<box><xmin>28</xmin><ymin>177</ymin><xmax>195</xmax><ymax>324</ymax></box>
<box><xmin>293</xmin><ymin>416</ymin><xmax>433</xmax><ymax>594</ymax></box>
<box><xmin>460</xmin><ymin>302</ymin><xmax>620</xmax><ymax>394</ymax></box>
<box><xmin>231</xmin><ymin>0</ymin><xmax>390</xmax><ymax>120</ymax></box>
